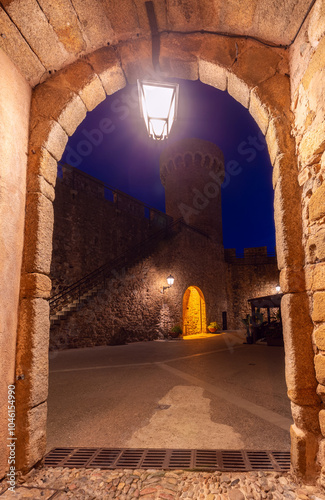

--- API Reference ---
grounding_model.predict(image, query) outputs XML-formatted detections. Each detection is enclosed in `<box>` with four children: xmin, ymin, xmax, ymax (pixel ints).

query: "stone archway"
<box><xmin>14</xmin><ymin>34</ymin><xmax>320</xmax><ymax>479</ymax></box>
<box><xmin>183</xmin><ymin>286</ymin><xmax>207</xmax><ymax>336</ymax></box>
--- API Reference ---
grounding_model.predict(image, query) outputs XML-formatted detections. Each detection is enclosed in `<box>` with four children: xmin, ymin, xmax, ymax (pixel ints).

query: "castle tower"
<box><xmin>160</xmin><ymin>138</ymin><xmax>225</xmax><ymax>243</ymax></box>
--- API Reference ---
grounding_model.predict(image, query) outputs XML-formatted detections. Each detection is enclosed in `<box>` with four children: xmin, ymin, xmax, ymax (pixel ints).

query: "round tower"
<box><xmin>160</xmin><ymin>138</ymin><xmax>225</xmax><ymax>243</ymax></box>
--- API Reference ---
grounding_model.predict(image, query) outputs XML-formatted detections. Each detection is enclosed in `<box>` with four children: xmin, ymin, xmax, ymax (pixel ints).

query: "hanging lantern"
<box><xmin>137</xmin><ymin>80</ymin><xmax>179</xmax><ymax>140</ymax></box>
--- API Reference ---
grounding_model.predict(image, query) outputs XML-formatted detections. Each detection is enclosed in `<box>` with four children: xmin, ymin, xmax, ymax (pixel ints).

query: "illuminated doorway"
<box><xmin>183</xmin><ymin>286</ymin><xmax>207</xmax><ymax>336</ymax></box>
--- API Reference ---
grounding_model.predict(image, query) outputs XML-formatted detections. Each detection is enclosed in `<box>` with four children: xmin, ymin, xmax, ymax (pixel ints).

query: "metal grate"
<box><xmin>44</xmin><ymin>448</ymin><xmax>291</xmax><ymax>472</ymax></box>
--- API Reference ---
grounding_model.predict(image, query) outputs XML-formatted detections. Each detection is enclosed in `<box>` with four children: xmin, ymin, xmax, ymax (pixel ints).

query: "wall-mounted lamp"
<box><xmin>137</xmin><ymin>80</ymin><xmax>179</xmax><ymax>140</ymax></box>
<box><xmin>161</xmin><ymin>274</ymin><xmax>175</xmax><ymax>293</ymax></box>
<box><xmin>275</xmin><ymin>284</ymin><xmax>281</xmax><ymax>293</ymax></box>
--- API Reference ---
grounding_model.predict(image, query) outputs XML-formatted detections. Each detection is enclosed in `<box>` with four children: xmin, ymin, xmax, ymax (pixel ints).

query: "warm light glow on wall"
<box><xmin>137</xmin><ymin>80</ymin><xmax>179</xmax><ymax>140</ymax></box>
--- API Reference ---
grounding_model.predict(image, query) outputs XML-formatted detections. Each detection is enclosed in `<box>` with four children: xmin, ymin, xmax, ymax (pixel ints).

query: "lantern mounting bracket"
<box><xmin>145</xmin><ymin>1</ymin><xmax>160</xmax><ymax>71</ymax></box>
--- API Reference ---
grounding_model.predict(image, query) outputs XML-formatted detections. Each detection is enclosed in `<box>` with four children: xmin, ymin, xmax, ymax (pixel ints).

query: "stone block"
<box><xmin>307</xmin><ymin>228</ymin><xmax>325</xmax><ymax>263</ymax></box>
<box><xmin>16</xmin><ymin>298</ymin><xmax>49</xmax><ymax>408</ymax></box>
<box><xmin>308</xmin><ymin>0</ymin><xmax>325</xmax><ymax>47</ymax></box>
<box><xmin>160</xmin><ymin>37</ymin><xmax>199</xmax><ymax>81</ymax></box>
<box><xmin>309</xmin><ymin>183</ymin><xmax>325</xmax><ymax>222</ymax></box>
<box><xmin>86</xmin><ymin>46</ymin><xmax>126</xmax><ymax>95</ymax></box>
<box><xmin>37</xmin><ymin>0</ymin><xmax>86</xmax><ymax>54</ymax></box>
<box><xmin>248</xmin><ymin>89</ymin><xmax>269</xmax><ymax>135</ymax></box>
<box><xmin>282</xmin><ymin>293</ymin><xmax>319</xmax><ymax>405</ymax></box>
<box><xmin>291</xmin><ymin>402</ymin><xmax>321</xmax><ymax>435</ymax></box>
<box><xmin>279</xmin><ymin>267</ymin><xmax>305</xmax><ymax>293</ymax></box>
<box><xmin>302</xmin><ymin>37</ymin><xmax>325</xmax><ymax>90</ymax></box>
<box><xmin>199</xmin><ymin>60</ymin><xmax>227</xmax><ymax>91</ymax></box>
<box><xmin>28</xmin><ymin>147</ymin><xmax>58</xmax><ymax>188</ymax></box>
<box><xmin>0</xmin><ymin>8</ymin><xmax>44</xmax><ymax>87</ymax></box>
<box><xmin>118</xmin><ymin>38</ymin><xmax>153</xmax><ymax>85</ymax></box>
<box><xmin>256</xmin><ymin>73</ymin><xmax>292</xmax><ymax>122</ymax></box>
<box><xmin>27</xmin><ymin>174</ymin><xmax>55</xmax><ymax>202</ymax></box>
<box><xmin>317</xmin><ymin>383</ymin><xmax>325</xmax><ymax>403</ymax></box>
<box><xmin>274</xmin><ymin>173</ymin><xmax>304</xmax><ymax>271</ymax></box>
<box><xmin>299</xmin><ymin>121</ymin><xmax>325</xmax><ymax>167</ymax></box>
<box><xmin>312</xmin><ymin>292</ymin><xmax>325</xmax><ymax>322</ymax></box>
<box><xmin>265</xmin><ymin>116</ymin><xmax>295</xmax><ymax>166</ymax></box>
<box><xmin>298</xmin><ymin>167</ymin><xmax>310</xmax><ymax>186</ymax></box>
<box><xmin>320</xmin><ymin>410</ymin><xmax>325</xmax><ymax>437</ymax></box>
<box><xmin>57</xmin><ymin>60</ymin><xmax>106</xmax><ymax>111</ymax></box>
<box><xmin>310</xmin><ymin>263</ymin><xmax>325</xmax><ymax>291</ymax></box>
<box><xmin>234</xmin><ymin>44</ymin><xmax>281</xmax><ymax>87</ymax></box>
<box><xmin>16</xmin><ymin>402</ymin><xmax>47</xmax><ymax>472</ymax></box>
<box><xmin>23</xmin><ymin>193</ymin><xmax>54</xmax><ymax>275</ymax></box>
<box><xmin>315</xmin><ymin>353</ymin><xmax>325</xmax><ymax>385</ymax></box>
<box><xmin>20</xmin><ymin>273</ymin><xmax>52</xmax><ymax>299</ymax></box>
<box><xmin>29</xmin><ymin>119</ymin><xmax>68</xmax><ymax>162</ymax></box>
<box><xmin>3</xmin><ymin>0</ymin><xmax>69</xmax><ymax>70</ymax></box>
<box><xmin>290</xmin><ymin>424</ymin><xmax>320</xmax><ymax>480</ymax></box>
<box><xmin>227</xmin><ymin>73</ymin><xmax>250</xmax><ymax>108</ymax></box>
<box><xmin>199</xmin><ymin>35</ymin><xmax>238</xmax><ymax>69</ymax></box>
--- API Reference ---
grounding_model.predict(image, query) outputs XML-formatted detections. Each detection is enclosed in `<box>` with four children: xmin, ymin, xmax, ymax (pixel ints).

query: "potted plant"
<box><xmin>207</xmin><ymin>321</ymin><xmax>220</xmax><ymax>333</ymax></box>
<box><xmin>241</xmin><ymin>314</ymin><xmax>253</xmax><ymax>344</ymax></box>
<box><xmin>169</xmin><ymin>325</ymin><xmax>182</xmax><ymax>338</ymax></box>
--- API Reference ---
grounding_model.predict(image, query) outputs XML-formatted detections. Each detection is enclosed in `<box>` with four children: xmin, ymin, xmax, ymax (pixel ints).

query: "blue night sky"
<box><xmin>62</xmin><ymin>79</ymin><xmax>275</xmax><ymax>255</ymax></box>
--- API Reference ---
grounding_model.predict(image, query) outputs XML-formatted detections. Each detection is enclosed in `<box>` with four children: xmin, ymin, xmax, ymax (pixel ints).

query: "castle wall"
<box><xmin>50</xmin><ymin>225</ymin><xmax>228</xmax><ymax>349</ymax></box>
<box><xmin>225</xmin><ymin>248</ymin><xmax>279</xmax><ymax>329</ymax></box>
<box><xmin>51</xmin><ymin>165</ymin><xmax>171</xmax><ymax>294</ymax></box>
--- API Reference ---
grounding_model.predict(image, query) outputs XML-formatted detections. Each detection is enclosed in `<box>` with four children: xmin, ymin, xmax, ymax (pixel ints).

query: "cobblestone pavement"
<box><xmin>1</xmin><ymin>467</ymin><xmax>325</xmax><ymax>499</ymax></box>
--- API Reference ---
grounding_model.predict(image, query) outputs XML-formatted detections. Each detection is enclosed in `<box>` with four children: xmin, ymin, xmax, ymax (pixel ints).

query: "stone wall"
<box><xmin>0</xmin><ymin>50</ymin><xmax>31</xmax><ymax>479</ymax></box>
<box><xmin>50</xmin><ymin>225</ymin><xmax>227</xmax><ymax>349</ymax></box>
<box><xmin>290</xmin><ymin>0</ymin><xmax>325</xmax><ymax>481</ymax></box>
<box><xmin>51</xmin><ymin>165</ymin><xmax>171</xmax><ymax>294</ymax></box>
<box><xmin>225</xmin><ymin>248</ymin><xmax>279</xmax><ymax>329</ymax></box>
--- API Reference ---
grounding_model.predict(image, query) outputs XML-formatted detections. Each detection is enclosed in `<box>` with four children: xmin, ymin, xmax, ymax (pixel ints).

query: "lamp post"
<box><xmin>137</xmin><ymin>80</ymin><xmax>179</xmax><ymax>140</ymax></box>
<box><xmin>162</xmin><ymin>274</ymin><xmax>175</xmax><ymax>293</ymax></box>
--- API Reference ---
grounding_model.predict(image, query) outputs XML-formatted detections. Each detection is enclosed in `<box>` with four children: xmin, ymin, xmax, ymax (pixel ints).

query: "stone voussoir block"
<box><xmin>279</xmin><ymin>267</ymin><xmax>305</xmax><ymax>293</ymax></box>
<box><xmin>86</xmin><ymin>46</ymin><xmax>126</xmax><ymax>96</ymax></box>
<box><xmin>199</xmin><ymin>59</ymin><xmax>227</xmax><ymax>91</ymax></box>
<box><xmin>56</xmin><ymin>59</ymin><xmax>106</xmax><ymax>112</ymax></box>
<box><xmin>23</xmin><ymin>192</ymin><xmax>54</xmax><ymax>275</ymax></box>
<box><xmin>291</xmin><ymin>402</ymin><xmax>321</xmax><ymax>435</ymax></box>
<box><xmin>313</xmin><ymin>292</ymin><xmax>325</xmax><ymax>322</ymax></box>
<box><xmin>265</xmin><ymin>116</ymin><xmax>295</xmax><ymax>166</ymax></box>
<box><xmin>274</xmin><ymin>176</ymin><xmax>304</xmax><ymax>271</ymax></box>
<box><xmin>290</xmin><ymin>424</ymin><xmax>320</xmax><ymax>480</ymax></box>
<box><xmin>282</xmin><ymin>293</ymin><xmax>319</xmax><ymax>406</ymax></box>
<box><xmin>28</xmin><ymin>147</ymin><xmax>58</xmax><ymax>188</ymax></box>
<box><xmin>315</xmin><ymin>325</ymin><xmax>325</xmax><ymax>352</ymax></box>
<box><xmin>20</xmin><ymin>273</ymin><xmax>52</xmax><ymax>299</ymax></box>
<box><xmin>29</xmin><ymin>118</ymin><xmax>68</xmax><ymax>162</ymax></box>
<box><xmin>249</xmin><ymin>88</ymin><xmax>269</xmax><ymax>136</ymax></box>
<box><xmin>27</xmin><ymin>174</ymin><xmax>55</xmax><ymax>202</ymax></box>
<box><xmin>227</xmin><ymin>72</ymin><xmax>250</xmax><ymax>108</ymax></box>
<box><xmin>16</xmin><ymin>298</ymin><xmax>50</xmax><ymax>408</ymax></box>
<box><xmin>16</xmin><ymin>402</ymin><xmax>47</xmax><ymax>472</ymax></box>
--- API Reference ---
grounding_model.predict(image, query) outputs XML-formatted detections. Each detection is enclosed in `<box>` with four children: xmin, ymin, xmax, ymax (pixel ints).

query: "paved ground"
<box><xmin>2</xmin><ymin>467</ymin><xmax>325</xmax><ymax>499</ymax></box>
<box><xmin>47</xmin><ymin>332</ymin><xmax>292</xmax><ymax>452</ymax></box>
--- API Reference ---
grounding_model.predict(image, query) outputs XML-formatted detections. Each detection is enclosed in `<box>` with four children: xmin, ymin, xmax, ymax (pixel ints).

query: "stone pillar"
<box><xmin>159</xmin><ymin>138</ymin><xmax>225</xmax><ymax>243</ymax></box>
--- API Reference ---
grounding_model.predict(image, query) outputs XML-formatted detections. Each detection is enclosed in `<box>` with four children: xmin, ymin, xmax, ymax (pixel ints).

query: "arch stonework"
<box><xmin>183</xmin><ymin>286</ymin><xmax>207</xmax><ymax>335</ymax></box>
<box><xmin>14</xmin><ymin>34</ymin><xmax>321</xmax><ymax>479</ymax></box>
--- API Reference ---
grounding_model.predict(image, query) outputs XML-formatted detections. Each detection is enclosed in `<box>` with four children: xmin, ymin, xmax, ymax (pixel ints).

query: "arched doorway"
<box><xmin>11</xmin><ymin>36</ymin><xmax>321</xmax><ymax>479</ymax></box>
<box><xmin>183</xmin><ymin>286</ymin><xmax>206</xmax><ymax>336</ymax></box>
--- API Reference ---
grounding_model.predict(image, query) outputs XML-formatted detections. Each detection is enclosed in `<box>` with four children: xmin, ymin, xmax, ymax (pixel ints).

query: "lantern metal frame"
<box><xmin>137</xmin><ymin>80</ymin><xmax>179</xmax><ymax>141</ymax></box>
<box><xmin>161</xmin><ymin>274</ymin><xmax>175</xmax><ymax>293</ymax></box>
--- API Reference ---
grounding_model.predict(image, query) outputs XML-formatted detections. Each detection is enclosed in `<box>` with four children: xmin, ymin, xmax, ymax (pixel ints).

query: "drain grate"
<box><xmin>44</xmin><ymin>448</ymin><xmax>290</xmax><ymax>472</ymax></box>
